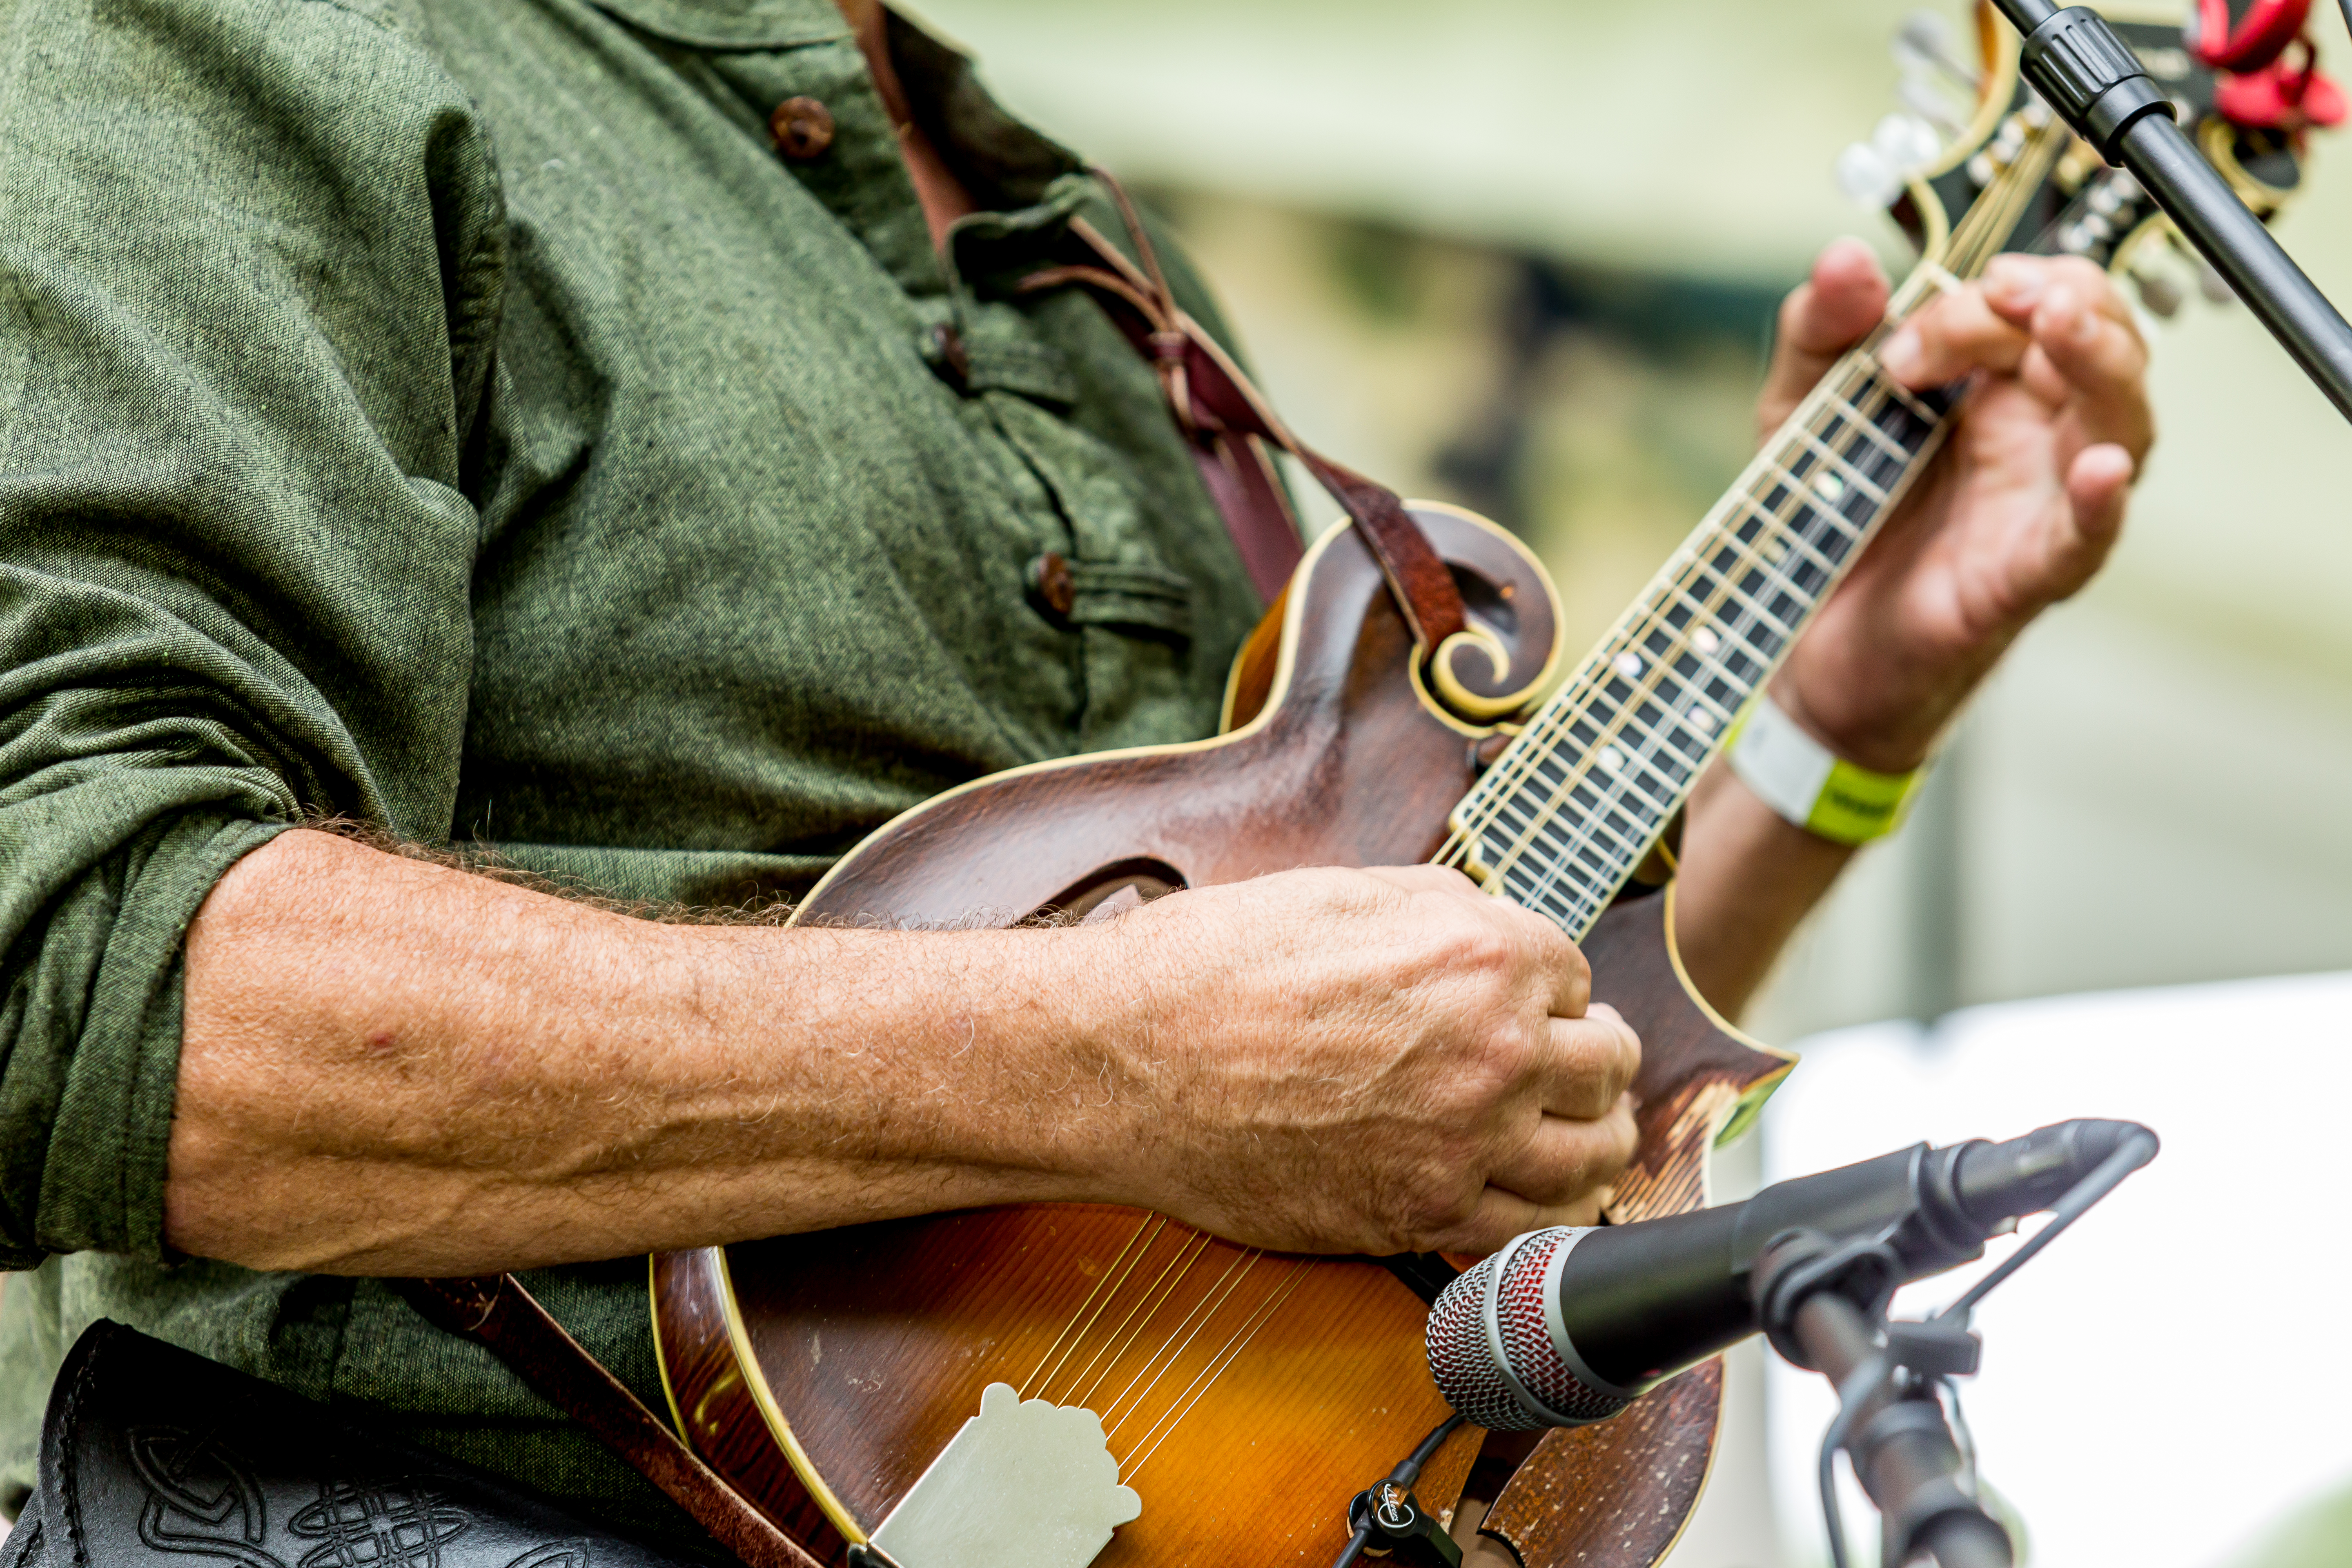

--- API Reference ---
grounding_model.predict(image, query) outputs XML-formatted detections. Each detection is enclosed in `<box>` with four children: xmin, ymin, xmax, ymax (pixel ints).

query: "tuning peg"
<box><xmin>1894</xmin><ymin>9</ymin><xmax>1983</xmax><ymax>89</ymax></box>
<box><xmin>1838</xmin><ymin>142</ymin><xmax>1903</xmax><ymax>207</ymax></box>
<box><xmin>2195</xmin><ymin>255</ymin><xmax>2237</xmax><ymax>304</ymax></box>
<box><xmin>2132</xmin><ymin>264</ymin><xmax>2185</xmax><ymax>317</ymax></box>
<box><xmin>1898</xmin><ymin>74</ymin><xmax>1969</xmax><ymax>134</ymax></box>
<box><xmin>1836</xmin><ymin>114</ymin><xmax>1942</xmax><ymax>207</ymax></box>
<box><xmin>1876</xmin><ymin>112</ymin><xmax>1942</xmax><ymax>172</ymax></box>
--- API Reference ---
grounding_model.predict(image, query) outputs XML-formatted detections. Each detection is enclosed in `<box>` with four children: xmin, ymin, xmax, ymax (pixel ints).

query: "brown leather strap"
<box><xmin>399</xmin><ymin>1275</ymin><xmax>826</xmax><ymax>1568</ymax></box>
<box><xmin>1020</xmin><ymin>178</ymin><xmax>1468</xmax><ymax>653</ymax></box>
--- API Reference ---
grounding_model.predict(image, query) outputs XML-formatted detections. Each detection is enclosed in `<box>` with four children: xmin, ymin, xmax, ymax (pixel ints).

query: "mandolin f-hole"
<box><xmin>1040</xmin><ymin>859</ymin><xmax>1186</xmax><ymax>924</ymax></box>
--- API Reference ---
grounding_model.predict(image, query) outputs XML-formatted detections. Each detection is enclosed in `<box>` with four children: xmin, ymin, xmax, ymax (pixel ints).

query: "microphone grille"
<box><xmin>1425</xmin><ymin>1251</ymin><xmax>1530</xmax><ymax>1430</ymax></box>
<box><xmin>1425</xmin><ymin>1228</ymin><xmax>1633</xmax><ymax>1432</ymax></box>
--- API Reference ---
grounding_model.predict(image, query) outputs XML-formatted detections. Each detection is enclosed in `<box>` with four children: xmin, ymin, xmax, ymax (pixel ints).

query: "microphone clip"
<box><xmin>1343</xmin><ymin>1482</ymin><xmax>1462</xmax><ymax>1568</ymax></box>
<box><xmin>1752</xmin><ymin>1228</ymin><xmax>1905</xmax><ymax>1371</ymax></box>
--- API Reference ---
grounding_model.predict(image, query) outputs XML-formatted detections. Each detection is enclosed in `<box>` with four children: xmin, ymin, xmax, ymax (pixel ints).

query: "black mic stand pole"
<box><xmin>1987</xmin><ymin>0</ymin><xmax>2352</xmax><ymax>421</ymax></box>
<box><xmin>1753</xmin><ymin>1233</ymin><xmax>2013</xmax><ymax>1568</ymax></box>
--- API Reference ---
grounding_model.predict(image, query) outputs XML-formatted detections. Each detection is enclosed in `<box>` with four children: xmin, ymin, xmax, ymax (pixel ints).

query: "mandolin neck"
<box><xmin>1436</xmin><ymin>307</ymin><xmax>1960</xmax><ymax>941</ymax></box>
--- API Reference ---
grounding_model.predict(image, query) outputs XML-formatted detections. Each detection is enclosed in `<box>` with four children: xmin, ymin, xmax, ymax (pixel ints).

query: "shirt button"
<box><xmin>770</xmin><ymin>97</ymin><xmax>836</xmax><ymax>161</ymax></box>
<box><xmin>1029</xmin><ymin>553</ymin><xmax>1077</xmax><ymax>618</ymax></box>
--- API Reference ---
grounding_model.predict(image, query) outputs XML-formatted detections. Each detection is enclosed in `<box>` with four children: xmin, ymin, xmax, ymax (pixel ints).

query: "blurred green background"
<box><xmin>913</xmin><ymin>0</ymin><xmax>2352</xmax><ymax>1031</ymax></box>
<box><xmin>909</xmin><ymin>0</ymin><xmax>2352</xmax><ymax>1562</ymax></box>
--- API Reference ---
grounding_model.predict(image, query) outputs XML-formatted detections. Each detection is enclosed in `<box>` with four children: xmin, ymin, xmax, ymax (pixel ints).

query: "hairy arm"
<box><xmin>171</xmin><ymin>831</ymin><xmax>1639</xmax><ymax>1275</ymax></box>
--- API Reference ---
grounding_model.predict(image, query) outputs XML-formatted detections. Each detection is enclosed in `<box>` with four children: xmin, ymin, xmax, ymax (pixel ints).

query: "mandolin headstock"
<box><xmin>1843</xmin><ymin>1</ymin><xmax>2339</xmax><ymax>314</ymax></box>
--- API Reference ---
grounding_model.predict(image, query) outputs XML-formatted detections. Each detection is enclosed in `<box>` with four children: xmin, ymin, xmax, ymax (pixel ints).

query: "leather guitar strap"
<box><xmin>399</xmin><ymin>1275</ymin><xmax>826</xmax><ymax>1568</ymax></box>
<box><xmin>1021</xmin><ymin>173</ymin><xmax>1470</xmax><ymax>653</ymax></box>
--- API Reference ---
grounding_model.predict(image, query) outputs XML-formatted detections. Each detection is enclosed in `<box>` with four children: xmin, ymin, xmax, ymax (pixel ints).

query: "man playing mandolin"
<box><xmin>0</xmin><ymin>0</ymin><xmax>2152</xmax><ymax>1551</ymax></box>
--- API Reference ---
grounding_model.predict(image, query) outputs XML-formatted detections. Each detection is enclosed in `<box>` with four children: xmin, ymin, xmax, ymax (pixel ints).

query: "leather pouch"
<box><xmin>4</xmin><ymin>1322</ymin><xmax>706</xmax><ymax>1568</ymax></box>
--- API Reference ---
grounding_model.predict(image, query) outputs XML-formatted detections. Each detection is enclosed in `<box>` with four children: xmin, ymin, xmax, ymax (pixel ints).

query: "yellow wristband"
<box><xmin>1724</xmin><ymin>695</ymin><xmax>1926</xmax><ymax>847</ymax></box>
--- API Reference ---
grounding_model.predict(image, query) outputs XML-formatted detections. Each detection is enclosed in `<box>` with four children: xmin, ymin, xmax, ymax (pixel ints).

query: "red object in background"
<box><xmin>2194</xmin><ymin>0</ymin><xmax>2313</xmax><ymax>71</ymax></box>
<box><xmin>2216</xmin><ymin>40</ymin><xmax>2350</xmax><ymax>129</ymax></box>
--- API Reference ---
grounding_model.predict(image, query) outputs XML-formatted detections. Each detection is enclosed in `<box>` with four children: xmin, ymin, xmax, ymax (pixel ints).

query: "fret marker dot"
<box><xmin>1599</xmin><ymin>746</ymin><xmax>1626</xmax><ymax>774</ymax></box>
<box><xmin>1690</xmin><ymin>710</ymin><xmax>1717</xmax><ymax>734</ymax></box>
<box><xmin>1693</xmin><ymin>627</ymin><xmax>1721</xmax><ymax>655</ymax></box>
<box><xmin>1764</xmin><ymin>537</ymin><xmax>1788</xmax><ymax>563</ymax></box>
<box><xmin>1815</xmin><ymin>472</ymin><xmax>1846</xmax><ymax>502</ymax></box>
<box><xmin>1612</xmin><ymin>650</ymin><xmax>1643</xmax><ymax>679</ymax></box>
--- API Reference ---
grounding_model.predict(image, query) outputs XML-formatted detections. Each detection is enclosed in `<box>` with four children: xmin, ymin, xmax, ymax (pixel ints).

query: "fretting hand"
<box><xmin>1670</xmin><ymin>241</ymin><xmax>2154</xmax><ymax>1018</ymax></box>
<box><xmin>1757</xmin><ymin>240</ymin><xmax>2154</xmax><ymax>772</ymax></box>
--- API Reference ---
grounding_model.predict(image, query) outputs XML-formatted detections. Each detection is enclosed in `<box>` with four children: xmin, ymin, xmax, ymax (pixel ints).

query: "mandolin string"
<box><xmin>1023</xmin><ymin>1215</ymin><xmax>1172</xmax><ymax>1402</ymax></box>
<box><xmin>1454</xmin><ymin>351</ymin><xmax>1907</xmax><ymax>904</ymax></box>
<box><xmin>1437</xmin><ymin>117</ymin><xmax>2067</xmax><ymax>912</ymax></box>
<box><xmin>1044</xmin><ymin>1228</ymin><xmax>1213</xmax><ymax>1408</ymax></box>
<box><xmin>1447</xmin><ymin>109</ymin><xmax>2062</xmax><ymax>862</ymax></box>
<box><xmin>1099</xmin><ymin>1248</ymin><xmax>1265</xmax><ymax>1437</ymax></box>
<box><xmin>1024</xmin><ymin>1217</ymin><xmax>1164</xmax><ymax>1402</ymax></box>
<box><xmin>1435</xmin><ymin>346</ymin><xmax>1888</xmax><ymax>853</ymax></box>
<box><xmin>1108</xmin><ymin>1263</ymin><xmax>1304</xmax><ymax>1473</ymax></box>
<box><xmin>1123</xmin><ymin>1263</ymin><xmax>1313</xmax><ymax>1478</ymax></box>
<box><xmin>1118</xmin><ymin>1261</ymin><xmax>1316</xmax><ymax>1480</ymax></box>
<box><xmin>1446</xmin><ymin>346</ymin><xmax>1900</xmax><ymax>881</ymax></box>
<box><xmin>1065</xmin><ymin>1231</ymin><xmax>1230</xmax><ymax>1412</ymax></box>
<box><xmin>1099</xmin><ymin>1246</ymin><xmax>1267</xmax><ymax>1429</ymax></box>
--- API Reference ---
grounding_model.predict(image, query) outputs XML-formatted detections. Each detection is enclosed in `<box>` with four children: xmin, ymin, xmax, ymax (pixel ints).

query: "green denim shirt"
<box><xmin>0</xmin><ymin>0</ymin><xmax>1271</xmax><ymax>1540</ymax></box>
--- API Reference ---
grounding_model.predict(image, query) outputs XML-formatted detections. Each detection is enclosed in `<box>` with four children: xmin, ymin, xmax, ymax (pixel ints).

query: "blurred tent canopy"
<box><xmin>913</xmin><ymin>0</ymin><xmax>1988</xmax><ymax>281</ymax></box>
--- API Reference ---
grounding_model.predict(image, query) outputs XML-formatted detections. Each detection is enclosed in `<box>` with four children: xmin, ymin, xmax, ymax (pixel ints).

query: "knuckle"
<box><xmin>1595</xmin><ymin>1004</ymin><xmax>1643</xmax><ymax>1078</ymax></box>
<box><xmin>2052</xmin><ymin>255</ymin><xmax>2111</xmax><ymax>291</ymax></box>
<box><xmin>1391</xmin><ymin>1171</ymin><xmax>1481</xmax><ymax>1254</ymax></box>
<box><xmin>1555</xmin><ymin>938</ymin><xmax>1593</xmax><ymax>1007</ymax></box>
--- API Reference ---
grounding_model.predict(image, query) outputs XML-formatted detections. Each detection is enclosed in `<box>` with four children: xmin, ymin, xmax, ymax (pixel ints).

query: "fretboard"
<box><xmin>1439</xmin><ymin>338</ymin><xmax>1956</xmax><ymax>939</ymax></box>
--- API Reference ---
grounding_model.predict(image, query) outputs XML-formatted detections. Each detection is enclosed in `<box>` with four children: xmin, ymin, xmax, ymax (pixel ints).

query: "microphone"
<box><xmin>1425</xmin><ymin>1118</ymin><xmax>2153</xmax><ymax>1431</ymax></box>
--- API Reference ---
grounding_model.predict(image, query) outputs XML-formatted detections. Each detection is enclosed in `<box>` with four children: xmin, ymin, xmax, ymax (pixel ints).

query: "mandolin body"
<box><xmin>649</xmin><ymin>506</ymin><xmax>1795</xmax><ymax>1568</ymax></box>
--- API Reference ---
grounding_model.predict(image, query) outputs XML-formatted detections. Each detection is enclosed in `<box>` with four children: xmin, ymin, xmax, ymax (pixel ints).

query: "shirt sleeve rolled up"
<box><xmin>0</xmin><ymin>0</ymin><xmax>507</xmax><ymax>1265</ymax></box>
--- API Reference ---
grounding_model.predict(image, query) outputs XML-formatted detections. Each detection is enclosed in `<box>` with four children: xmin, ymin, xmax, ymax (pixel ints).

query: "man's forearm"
<box><xmin>172</xmin><ymin>829</ymin><xmax>1120</xmax><ymax>1275</ymax></box>
<box><xmin>172</xmin><ymin>830</ymin><xmax>1646</xmax><ymax>1273</ymax></box>
<box><xmin>1669</xmin><ymin>762</ymin><xmax>1856</xmax><ymax>1021</ymax></box>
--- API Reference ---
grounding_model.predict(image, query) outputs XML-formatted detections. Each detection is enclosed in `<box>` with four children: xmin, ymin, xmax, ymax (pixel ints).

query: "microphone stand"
<box><xmin>1752</xmin><ymin>1233</ymin><xmax>2010</xmax><ymax>1568</ymax></box>
<box><xmin>1985</xmin><ymin>0</ymin><xmax>2352</xmax><ymax>421</ymax></box>
<box><xmin>1750</xmin><ymin>1127</ymin><xmax>2158</xmax><ymax>1568</ymax></box>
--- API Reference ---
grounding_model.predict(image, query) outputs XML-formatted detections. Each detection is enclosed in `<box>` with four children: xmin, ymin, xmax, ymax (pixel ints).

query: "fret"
<box><xmin>1650</xmin><ymin>652</ymin><xmax>1741</xmax><ymax>731</ymax></box>
<box><xmin>1644</xmin><ymin>656</ymin><xmax>1737</xmax><ymax>742</ymax></box>
<box><xmin>1818</xmin><ymin>391</ymin><xmax>1913</xmax><ymax>480</ymax></box>
<box><xmin>1476</xmin><ymin>745</ymin><xmax>1656</xmax><ymax>858</ymax></box>
<box><xmin>1788</xmin><ymin>428</ymin><xmax>1889</xmax><ymax>505</ymax></box>
<box><xmin>1659</xmin><ymin>585</ymin><xmax>1770</xmax><ymax>699</ymax></box>
<box><xmin>1482</xmin><ymin>751</ymin><xmax>1665</xmax><ymax>875</ymax></box>
<box><xmin>1869</xmin><ymin>385</ymin><xmax>1944</xmax><ymax>452</ymax></box>
<box><xmin>1686</xmin><ymin>558</ymin><xmax>1798</xmax><ymax>646</ymax></box>
<box><xmin>1591</xmin><ymin>671</ymin><xmax>1711</xmax><ymax>765</ymax></box>
<box><xmin>1825</xmin><ymin>390</ymin><xmax>1911</xmax><ymax>462</ymax></box>
<box><xmin>1474</xmin><ymin>743</ymin><xmax>1677</xmax><ymax>893</ymax></box>
<box><xmin>1874</xmin><ymin>372</ymin><xmax>1941</xmax><ymax>426</ymax></box>
<box><xmin>1503</xmin><ymin>822</ymin><xmax>1634</xmax><ymax>905</ymax></box>
<box><xmin>1582</xmin><ymin>722</ymin><xmax>1692</xmax><ymax>806</ymax></box>
<box><xmin>1566</xmin><ymin>690</ymin><xmax>1718</xmax><ymax>796</ymax></box>
<box><xmin>1753</xmin><ymin>466</ymin><xmax>1867</xmax><ymax>546</ymax></box>
<box><xmin>1516</xmin><ymin>826</ymin><xmax>1634</xmax><ymax>902</ymax></box>
<box><xmin>1728</xmin><ymin>493</ymin><xmax>1842</xmax><ymax>580</ymax></box>
<box><xmin>1730</xmin><ymin>474</ymin><xmax>1862</xmax><ymax>554</ymax></box>
<box><xmin>1595</xmin><ymin>657</ymin><xmax>1726</xmax><ymax>771</ymax></box>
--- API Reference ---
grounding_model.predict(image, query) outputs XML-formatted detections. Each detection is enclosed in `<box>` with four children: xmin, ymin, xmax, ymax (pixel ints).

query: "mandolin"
<box><xmin>644</xmin><ymin>10</ymin><xmax>2318</xmax><ymax>1568</ymax></box>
